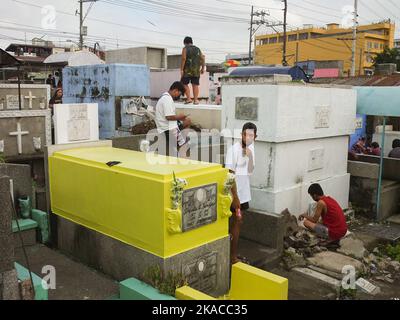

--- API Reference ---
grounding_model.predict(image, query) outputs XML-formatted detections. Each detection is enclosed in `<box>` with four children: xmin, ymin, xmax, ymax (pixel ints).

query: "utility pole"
<box><xmin>249</xmin><ymin>6</ymin><xmax>254</xmax><ymax>65</ymax></box>
<box><xmin>79</xmin><ymin>0</ymin><xmax>83</xmax><ymax>50</ymax></box>
<box><xmin>78</xmin><ymin>0</ymin><xmax>97</xmax><ymax>50</ymax></box>
<box><xmin>282</xmin><ymin>0</ymin><xmax>288</xmax><ymax>66</ymax></box>
<box><xmin>351</xmin><ymin>0</ymin><xmax>358</xmax><ymax>76</ymax></box>
<box><xmin>248</xmin><ymin>7</ymin><xmax>283</xmax><ymax>65</ymax></box>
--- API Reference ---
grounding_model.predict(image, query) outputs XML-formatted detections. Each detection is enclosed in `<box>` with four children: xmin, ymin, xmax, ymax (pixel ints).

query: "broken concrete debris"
<box><xmin>337</xmin><ymin>235</ymin><xmax>368</xmax><ymax>259</ymax></box>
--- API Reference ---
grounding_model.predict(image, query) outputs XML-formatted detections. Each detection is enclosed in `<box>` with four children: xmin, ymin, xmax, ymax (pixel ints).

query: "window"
<box><xmin>299</xmin><ymin>33</ymin><xmax>309</xmax><ymax>40</ymax></box>
<box><xmin>269</xmin><ymin>37</ymin><xmax>277</xmax><ymax>44</ymax></box>
<box><xmin>374</xmin><ymin>42</ymin><xmax>379</xmax><ymax>49</ymax></box>
<box><xmin>367</xmin><ymin>42</ymin><xmax>372</xmax><ymax>49</ymax></box>
<box><xmin>288</xmin><ymin>34</ymin><xmax>298</xmax><ymax>42</ymax></box>
<box><xmin>278</xmin><ymin>36</ymin><xmax>286</xmax><ymax>43</ymax></box>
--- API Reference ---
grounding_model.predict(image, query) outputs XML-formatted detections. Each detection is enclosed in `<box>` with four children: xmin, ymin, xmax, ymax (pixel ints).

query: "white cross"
<box><xmin>24</xmin><ymin>91</ymin><xmax>37</xmax><ymax>109</ymax></box>
<box><xmin>9</xmin><ymin>122</ymin><xmax>29</xmax><ymax>154</ymax></box>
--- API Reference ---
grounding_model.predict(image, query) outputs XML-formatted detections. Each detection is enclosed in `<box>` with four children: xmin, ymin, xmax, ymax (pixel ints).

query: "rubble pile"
<box><xmin>281</xmin><ymin>211</ymin><xmax>400</xmax><ymax>298</ymax></box>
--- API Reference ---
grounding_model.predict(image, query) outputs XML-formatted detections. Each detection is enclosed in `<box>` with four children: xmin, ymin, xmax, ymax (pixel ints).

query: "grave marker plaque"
<box><xmin>235</xmin><ymin>97</ymin><xmax>258</xmax><ymax>121</ymax></box>
<box><xmin>181</xmin><ymin>183</ymin><xmax>217</xmax><ymax>232</ymax></box>
<box><xmin>315</xmin><ymin>106</ymin><xmax>331</xmax><ymax>128</ymax></box>
<box><xmin>182</xmin><ymin>252</ymin><xmax>218</xmax><ymax>293</ymax></box>
<box><xmin>6</xmin><ymin>95</ymin><xmax>23</xmax><ymax>110</ymax></box>
<box><xmin>68</xmin><ymin>104</ymin><xmax>91</xmax><ymax>141</ymax></box>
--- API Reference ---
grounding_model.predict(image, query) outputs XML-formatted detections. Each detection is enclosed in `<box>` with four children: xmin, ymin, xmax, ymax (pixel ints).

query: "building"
<box><xmin>225</xmin><ymin>53</ymin><xmax>250</xmax><ymax>66</ymax></box>
<box><xmin>255</xmin><ymin>21</ymin><xmax>395</xmax><ymax>76</ymax></box>
<box><xmin>105</xmin><ymin>47</ymin><xmax>167</xmax><ymax>69</ymax></box>
<box><xmin>395</xmin><ymin>39</ymin><xmax>400</xmax><ymax>49</ymax></box>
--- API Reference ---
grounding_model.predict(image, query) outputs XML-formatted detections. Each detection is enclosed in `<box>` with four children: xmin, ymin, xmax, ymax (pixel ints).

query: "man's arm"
<box><xmin>181</xmin><ymin>48</ymin><xmax>186</xmax><ymax>78</ymax></box>
<box><xmin>166</xmin><ymin>114</ymin><xmax>187</xmax><ymax>121</ymax></box>
<box><xmin>303</xmin><ymin>200</ymin><xmax>325</xmax><ymax>223</ymax></box>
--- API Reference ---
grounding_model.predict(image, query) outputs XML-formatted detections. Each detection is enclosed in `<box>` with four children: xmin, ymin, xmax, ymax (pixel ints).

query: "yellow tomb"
<box><xmin>49</xmin><ymin>147</ymin><xmax>232</xmax><ymax>258</ymax></box>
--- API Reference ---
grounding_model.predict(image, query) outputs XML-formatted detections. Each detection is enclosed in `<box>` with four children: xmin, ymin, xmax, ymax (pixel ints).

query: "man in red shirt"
<box><xmin>299</xmin><ymin>183</ymin><xmax>348</xmax><ymax>242</ymax></box>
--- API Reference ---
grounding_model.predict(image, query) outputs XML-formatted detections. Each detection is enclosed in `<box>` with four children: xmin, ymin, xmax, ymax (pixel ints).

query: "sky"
<box><xmin>0</xmin><ymin>0</ymin><xmax>399</xmax><ymax>63</ymax></box>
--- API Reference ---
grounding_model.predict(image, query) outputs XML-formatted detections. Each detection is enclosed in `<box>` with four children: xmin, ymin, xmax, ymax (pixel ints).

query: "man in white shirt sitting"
<box><xmin>225</xmin><ymin>122</ymin><xmax>257</xmax><ymax>264</ymax></box>
<box><xmin>155</xmin><ymin>81</ymin><xmax>191</xmax><ymax>156</ymax></box>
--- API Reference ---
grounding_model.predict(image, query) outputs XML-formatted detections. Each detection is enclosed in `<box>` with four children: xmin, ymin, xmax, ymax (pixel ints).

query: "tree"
<box><xmin>373</xmin><ymin>47</ymin><xmax>400</xmax><ymax>71</ymax></box>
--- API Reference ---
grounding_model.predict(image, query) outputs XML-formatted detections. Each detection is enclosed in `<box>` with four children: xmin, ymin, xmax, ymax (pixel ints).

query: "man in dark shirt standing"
<box><xmin>180</xmin><ymin>36</ymin><xmax>205</xmax><ymax>105</ymax></box>
<box><xmin>389</xmin><ymin>139</ymin><xmax>400</xmax><ymax>159</ymax></box>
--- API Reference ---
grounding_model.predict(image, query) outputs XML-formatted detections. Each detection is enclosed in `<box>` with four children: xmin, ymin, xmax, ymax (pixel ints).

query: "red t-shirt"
<box><xmin>320</xmin><ymin>196</ymin><xmax>348</xmax><ymax>240</ymax></box>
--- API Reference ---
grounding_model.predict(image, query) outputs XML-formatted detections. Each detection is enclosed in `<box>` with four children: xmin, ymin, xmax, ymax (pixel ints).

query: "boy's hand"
<box><xmin>232</xmin><ymin>196</ymin><xmax>241</xmax><ymax>211</ymax></box>
<box><xmin>177</xmin><ymin>114</ymin><xmax>187</xmax><ymax>121</ymax></box>
<box><xmin>245</xmin><ymin>147</ymin><xmax>253</xmax><ymax>158</ymax></box>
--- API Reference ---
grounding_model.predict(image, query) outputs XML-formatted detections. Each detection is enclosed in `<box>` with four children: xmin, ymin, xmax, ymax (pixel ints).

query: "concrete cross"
<box><xmin>24</xmin><ymin>91</ymin><xmax>37</xmax><ymax>109</ymax></box>
<box><xmin>9</xmin><ymin>121</ymin><xmax>29</xmax><ymax>154</ymax></box>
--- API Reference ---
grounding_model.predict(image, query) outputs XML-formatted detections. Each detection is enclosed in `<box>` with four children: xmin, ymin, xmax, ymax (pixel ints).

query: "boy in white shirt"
<box><xmin>155</xmin><ymin>81</ymin><xmax>191</xmax><ymax>156</ymax></box>
<box><xmin>225</xmin><ymin>122</ymin><xmax>257</xmax><ymax>264</ymax></box>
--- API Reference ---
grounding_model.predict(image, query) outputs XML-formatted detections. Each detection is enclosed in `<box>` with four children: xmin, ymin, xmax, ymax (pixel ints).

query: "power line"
<box><xmin>12</xmin><ymin>0</ymin><xmax>247</xmax><ymax>46</ymax></box>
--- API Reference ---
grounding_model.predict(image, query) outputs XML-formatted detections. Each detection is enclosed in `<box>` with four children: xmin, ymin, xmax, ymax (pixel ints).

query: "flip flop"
<box><xmin>184</xmin><ymin>100</ymin><xmax>193</xmax><ymax>104</ymax></box>
<box><xmin>193</xmin><ymin>101</ymin><xmax>200</xmax><ymax>105</ymax></box>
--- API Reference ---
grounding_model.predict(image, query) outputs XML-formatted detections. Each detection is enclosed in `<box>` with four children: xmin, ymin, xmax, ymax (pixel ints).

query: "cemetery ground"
<box><xmin>12</xmin><ymin>213</ymin><xmax>400</xmax><ymax>300</ymax></box>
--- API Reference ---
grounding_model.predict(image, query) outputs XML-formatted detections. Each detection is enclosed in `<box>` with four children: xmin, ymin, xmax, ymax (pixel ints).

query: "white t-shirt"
<box><xmin>155</xmin><ymin>92</ymin><xmax>178</xmax><ymax>133</ymax></box>
<box><xmin>225</xmin><ymin>141</ymin><xmax>255</xmax><ymax>204</ymax></box>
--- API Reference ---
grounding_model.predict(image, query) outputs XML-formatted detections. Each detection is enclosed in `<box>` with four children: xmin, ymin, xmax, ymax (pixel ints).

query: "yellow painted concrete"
<box><xmin>255</xmin><ymin>22</ymin><xmax>395</xmax><ymax>75</ymax></box>
<box><xmin>176</xmin><ymin>263</ymin><xmax>288</xmax><ymax>300</ymax></box>
<box><xmin>49</xmin><ymin>147</ymin><xmax>230</xmax><ymax>258</ymax></box>
<box><xmin>175</xmin><ymin>286</ymin><xmax>217</xmax><ymax>300</ymax></box>
<box><xmin>229</xmin><ymin>263</ymin><xmax>288</xmax><ymax>300</ymax></box>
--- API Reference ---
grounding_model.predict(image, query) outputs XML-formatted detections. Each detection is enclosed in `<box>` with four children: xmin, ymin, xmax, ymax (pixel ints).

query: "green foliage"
<box><xmin>0</xmin><ymin>152</ymin><xmax>5</xmax><ymax>164</ymax></box>
<box><xmin>373</xmin><ymin>47</ymin><xmax>400</xmax><ymax>70</ymax></box>
<box><xmin>384</xmin><ymin>243</ymin><xmax>400</xmax><ymax>262</ymax></box>
<box><xmin>143</xmin><ymin>265</ymin><xmax>188</xmax><ymax>297</ymax></box>
<box><xmin>339</xmin><ymin>287</ymin><xmax>357</xmax><ymax>300</ymax></box>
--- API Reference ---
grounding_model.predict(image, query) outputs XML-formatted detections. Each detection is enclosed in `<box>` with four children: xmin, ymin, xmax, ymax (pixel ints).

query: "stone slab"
<box><xmin>292</xmin><ymin>267</ymin><xmax>341</xmax><ymax>290</ymax></box>
<box><xmin>307</xmin><ymin>252</ymin><xmax>364</xmax><ymax>274</ymax></box>
<box><xmin>337</xmin><ymin>236</ymin><xmax>367</xmax><ymax>259</ymax></box>
<box><xmin>387</xmin><ymin>214</ymin><xmax>400</xmax><ymax>225</ymax></box>
<box><xmin>357</xmin><ymin>224</ymin><xmax>400</xmax><ymax>242</ymax></box>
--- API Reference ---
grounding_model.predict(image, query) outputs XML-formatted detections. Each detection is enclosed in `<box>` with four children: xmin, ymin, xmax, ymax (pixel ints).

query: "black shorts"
<box><xmin>181</xmin><ymin>76</ymin><xmax>200</xmax><ymax>86</ymax></box>
<box><xmin>158</xmin><ymin>130</ymin><xmax>178</xmax><ymax>157</ymax></box>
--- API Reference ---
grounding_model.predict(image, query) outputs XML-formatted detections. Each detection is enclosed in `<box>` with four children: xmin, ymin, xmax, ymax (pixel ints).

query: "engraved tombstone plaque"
<box><xmin>182</xmin><ymin>252</ymin><xmax>218</xmax><ymax>293</ymax></box>
<box><xmin>181</xmin><ymin>183</ymin><xmax>217</xmax><ymax>232</ymax></box>
<box><xmin>67</xmin><ymin>104</ymin><xmax>91</xmax><ymax>141</ymax></box>
<box><xmin>6</xmin><ymin>95</ymin><xmax>23</xmax><ymax>110</ymax></box>
<box><xmin>315</xmin><ymin>106</ymin><xmax>331</xmax><ymax>128</ymax></box>
<box><xmin>308</xmin><ymin>148</ymin><xmax>325</xmax><ymax>172</ymax></box>
<box><xmin>235</xmin><ymin>97</ymin><xmax>258</xmax><ymax>121</ymax></box>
